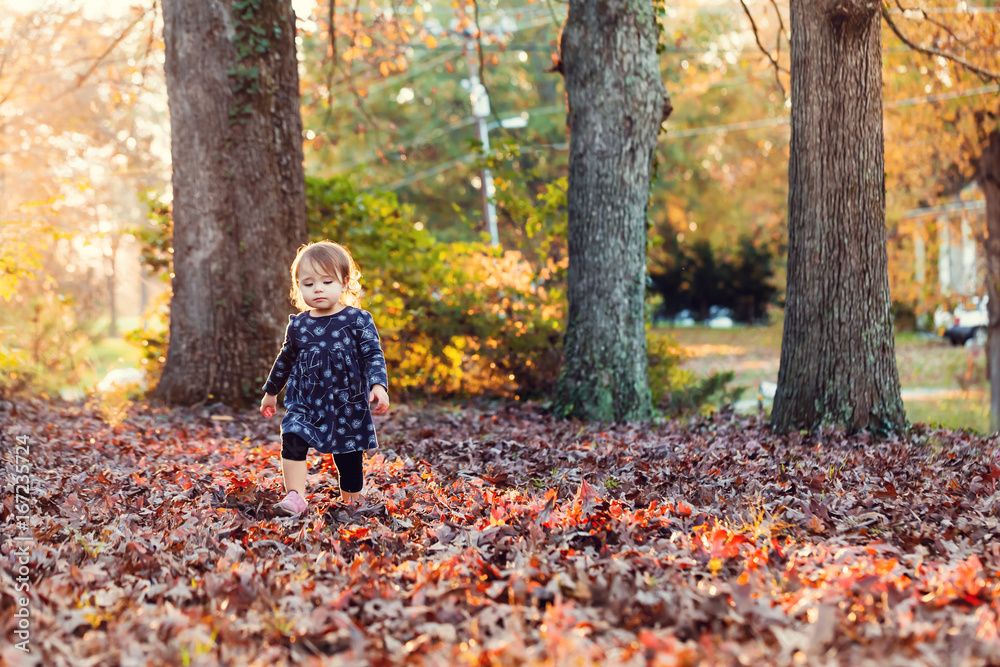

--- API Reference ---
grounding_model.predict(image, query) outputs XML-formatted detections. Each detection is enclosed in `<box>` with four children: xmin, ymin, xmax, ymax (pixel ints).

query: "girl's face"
<box><xmin>297</xmin><ymin>260</ymin><xmax>345</xmax><ymax>314</ymax></box>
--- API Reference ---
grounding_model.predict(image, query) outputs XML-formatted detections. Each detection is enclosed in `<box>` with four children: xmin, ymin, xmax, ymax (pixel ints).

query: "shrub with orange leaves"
<box><xmin>307</xmin><ymin>174</ymin><xmax>566</xmax><ymax>400</ymax></box>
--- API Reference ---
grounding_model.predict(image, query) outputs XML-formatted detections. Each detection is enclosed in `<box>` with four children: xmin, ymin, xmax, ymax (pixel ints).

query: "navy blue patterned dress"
<box><xmin>261</xmin><ymin>306</ymin><xmax>388</xmax><ymax>455</ymax></box>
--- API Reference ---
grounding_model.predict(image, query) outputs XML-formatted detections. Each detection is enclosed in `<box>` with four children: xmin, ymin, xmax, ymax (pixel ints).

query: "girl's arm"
<box><xmin>356</xmin><ymin>310</ymin><xmax>388</xmax><ymax>394</ymax></box>
<box><xmin>261</xmin><ymin>315</ymin><xmax>298</xmax><ymax>396</ymax></box>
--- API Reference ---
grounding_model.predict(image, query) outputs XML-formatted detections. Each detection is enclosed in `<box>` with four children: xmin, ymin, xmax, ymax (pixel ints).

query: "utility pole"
<box><xmin>463</xmin><ymin>41</ymin><xmax>499</xmax><ymax>247</ymax></box>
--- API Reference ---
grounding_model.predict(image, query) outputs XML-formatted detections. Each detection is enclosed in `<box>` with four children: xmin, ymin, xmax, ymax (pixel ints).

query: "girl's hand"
<box><xmin>369</xmin><ymin>384</ymin><xmax>389</xmax><ymax>415</ymax></box>
<box><xmin>260</xmin><ymin>393</ymin><xmax>277</xmax><ymax>418</ymax></box>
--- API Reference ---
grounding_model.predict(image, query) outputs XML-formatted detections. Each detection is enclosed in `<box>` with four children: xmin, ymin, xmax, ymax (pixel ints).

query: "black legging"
<box><xmin>281</xmin><ymin>432</ymin><xmax>364</xmax><ymax>493</ymax></box>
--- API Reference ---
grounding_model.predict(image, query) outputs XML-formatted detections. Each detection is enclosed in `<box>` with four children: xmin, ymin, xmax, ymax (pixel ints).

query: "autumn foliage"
<box><xmin>3</xmin><ymin>399</ymin><xmax>999</xmax><ymax>664</ymax></box>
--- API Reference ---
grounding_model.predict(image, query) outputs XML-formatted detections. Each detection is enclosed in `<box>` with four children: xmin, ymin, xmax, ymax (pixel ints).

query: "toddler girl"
<box><xmin>260</xmin><ymin>240</ymin><xmax>389</xmax><ymax>516</ymax></box>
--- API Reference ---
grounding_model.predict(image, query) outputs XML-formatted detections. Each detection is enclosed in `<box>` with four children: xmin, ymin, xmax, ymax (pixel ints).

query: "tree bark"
<box><xmin>554</xmin><ymin>0</ymin><xmax>670</xmax><ymax>422</ymax></box>
<box><xmin>978</xmin><ymin>130</ymin><xmax>1000</xmax><ymax>434</ymax></box>
<box><xmin>771</xmin><ymin>0</ymin><xmax>906</xmax><ymax>433</ymax></box>
<box><xmin>154</xmin><ymin>0</ymin><xmax>307</xmax><ymax>407</ymax></box>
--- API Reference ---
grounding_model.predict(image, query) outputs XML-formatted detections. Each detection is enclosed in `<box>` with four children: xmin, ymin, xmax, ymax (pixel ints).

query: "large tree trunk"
<box><xmin>553</xmin><ymin>0</ymin><xmax>670</xmax><ymax>423</ymax></box>
<box><xmin>154</xmin><ymin>0</ymin><xmax>307</xmax><ymax>407</ymax></box>
<box><xmin>771</xmin><ymin>0</ymin><xmax>905</xmax><ymax>433</ymax></box>
<box><xmin>979</xmin><ymin>130</ymin><xmax>1000</xmax><ymax>434</ymax></box>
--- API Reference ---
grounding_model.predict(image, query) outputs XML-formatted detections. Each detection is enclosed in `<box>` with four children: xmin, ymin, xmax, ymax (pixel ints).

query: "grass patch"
<box><xmin>667</xmin><ymin>323</ymin><xmax>992</xmax><ymax>433</ymax></box>
<box><xmin>663</xmin><ymin>323</ymin><xmax>785</xmax><ymax>351</ymax></box>
<box><xmin>905</xmin><ymin>396</ymin><xmax>990</xmax><ymax>435</ymax></box>
<box><xmin>69</xmin><ymin>316</ymin><xmax>164</xmax><ymax>393</ymax></box>
<box><xmin>666</xmin><ymin>325</ymin><xmax>986</xmax><ymax>391</ymax></box>
<box><xmin>74</xmin><ymin>337</ymin><xmax>144</xmax><ymax>391</ymax></box>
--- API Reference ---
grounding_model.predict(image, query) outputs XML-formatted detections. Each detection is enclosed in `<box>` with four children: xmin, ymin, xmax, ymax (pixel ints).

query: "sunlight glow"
<box><xmin>17</xmin><ymin>0</ymin><xmax>317</xmax><ymax>21</ymax></box>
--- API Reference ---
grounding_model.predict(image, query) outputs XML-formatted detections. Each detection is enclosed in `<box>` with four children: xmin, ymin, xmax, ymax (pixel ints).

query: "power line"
<box><xmin>387</xmin><ymin>154</ymin><xmax>474</xmax><ymax>190</ymax></box>
<box><xmin>331</xmin><ymin>104</ymin><xmax>565</xmax><ymax>174</ymax></box>
<box><xmin>668</xmin><ymin>114</ymin><xmax>789</xmax><ymax>138</ymax></box>
<box><xmin>886</xmin><ymin>84</ymin><xmax>999</xmax><ymax>108</ymax></box>
<box><xmin>385</xmin><ymin>139</ymin><xmax>572</xmax><ymax>190</ymax></box>
<box><xmin>735</xmin><ymin>1</ymin><xmax>1000</xmax><ymax>13</ymax></box>
<box><xmin>324</xmin><ymin>49</ymin><xmax>455</xmax><ymax>110</ymax></box>
<box><xmin>331</xmin><ymin>118</ymin><xmax>477</xmax><ymax>174</ymax></box>
<box><xmin>382</xmin><ymin>84</ymin><xmax>999</xmax><ymax>190</ymax></box>
<box><xmin>328</xmin><ymin>68</ymin><xmax>760</xmax><ymax>173</ymax></box>
<box><xmin>886</xmin><ymin>5</ymin><xmax>1000</xmax><ymax>12</ymax></box>
<box><xmin>902</xmin><ymin>199</ymin><xmax>985</xmax><ymax>219</ymax></box>
<box><xmin>664</xmin><ymin>84</ymin><xmax>999</xmax><ymax>139</ymax></box>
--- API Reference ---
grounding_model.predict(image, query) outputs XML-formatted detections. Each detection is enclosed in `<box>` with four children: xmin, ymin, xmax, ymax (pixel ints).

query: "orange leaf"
<box><xmin>638</xmin><ymin>630</ymin><xmax>674</xmax><ymax>652</ymax></box>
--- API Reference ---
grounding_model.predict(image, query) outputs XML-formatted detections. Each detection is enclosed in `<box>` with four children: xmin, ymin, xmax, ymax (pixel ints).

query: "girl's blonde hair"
<box><xmin>289</xmin><ymin>241</ymin><xmax>363</xmax><ymax>310</ymax></box>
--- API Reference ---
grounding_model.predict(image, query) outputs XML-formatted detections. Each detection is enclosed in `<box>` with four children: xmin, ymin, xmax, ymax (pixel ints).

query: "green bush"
<box><xmin>307</xmin><ymin>174</ymin><xmax>565</xmax><ymax>399</ymax></box>
<box><xmin>0</xmin><ymin>291</ymin><xmax>91</xmax><ymax>398</ymax></box>
<box><xmin>646</xmin><ymin>330</ymin><xmax>746</xmax><ymax>416</ymax></box>
<box><xmin>646</xmin><ymin>330</ymin><xmax>688</xmax><ymax>407</ymax></box>
<box><xmin>662</xmin><ymin>370</ymin><xmax>746</xmax><ymax>416</ymax></box>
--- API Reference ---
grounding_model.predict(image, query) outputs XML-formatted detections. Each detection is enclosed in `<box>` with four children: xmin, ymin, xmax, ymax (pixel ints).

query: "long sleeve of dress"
<box><xmin>262</xmin><ymin>314</ymin><xmax>298</xmax><ymax>395</ymax></box>
<box><xmin>356</xmin><ymin>310</ymin><xmax>388</xmax><ymax>393</ymax></box>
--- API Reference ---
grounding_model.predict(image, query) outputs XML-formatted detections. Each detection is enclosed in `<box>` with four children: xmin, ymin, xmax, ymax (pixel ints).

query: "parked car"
<box><xmin>933</xmin><ymin>305</ymin><xmax>954</xmax><ymax>333</ymax></box>
<box><xmin>707</xmin><ymin>306</ymin><xmax>734</xmax><ymax>329</ymax></box>
<box><xmin>672</xmin><ymin>309</ymin><xmax>696</xmax><ymax>327</ymax></box>
<box><xmin>944</xmin><ymin>296</ymin><xmax>988</xmax><ymax>346</ymax></box>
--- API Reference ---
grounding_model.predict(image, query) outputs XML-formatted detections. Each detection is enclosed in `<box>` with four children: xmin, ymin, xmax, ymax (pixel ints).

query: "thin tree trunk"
<box><xmin>106</xmin><ymin>235</ymin><xmax>119</xmax><ymax>338</ymax></box>
<box><xmin>154</xmin><ymin>0</ymin><xmax>307</xmax><ymax>407</ymax></box>
<box><xmin>139</xmin><ymin>265</ymin><xmax>148</xmax><ymax>330</ymax></box>
<box><xmin>979</xmin><ymin>130</ymin><xmax>1000</xmax><ymax>434</ymax></box>
<box><xmin>553</xmin><ymin>0</ymin><xmax>670</xmax><ymax>423</ymax></box>
<box><xmin>771</xmin><ymin>0</ymin><xmax>905</xmax><ymax>433</ymax></box>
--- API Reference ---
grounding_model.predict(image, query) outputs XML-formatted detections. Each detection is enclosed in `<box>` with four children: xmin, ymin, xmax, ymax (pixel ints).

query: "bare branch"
<box><xmin>0</xmin><ymin>10</ymin><xmax>78</xmax><ymax>110</ymax></box>
<box><xmin>324</xmin><ymin>0</ymin><xmax>336</xmax><ymax>125</ymax></box>
<box><xmin>323</xmin><ymin>0</ymin><xmax>385</xmax><ymax>152</ymax></box>
<box><xmin>902</xmin><ymin>0</ymin><xmax>976</xmax><ymax>51</ymax></box>
<box><xmin>49</xmin><ymin>8</ymin><xmax>150</xmax><ymax>103</ymax></box>
<box><xmin>767</xmin><ymin>0</ymin><xmax>788</xmax><ymax>72</ymax></box>
<box><xmin>739</xmin><ymin>0</ymin><xmax>787</xmax><ymax>98</ymax></box>
<box><xmin>336</xmin><ymin>61</ymin><xmax>385</xmax><ymax>147</ymax></box>
<box><xmin>880</xmin><ymin>4</ymin><xmax>1000</xmax><ymax>82</ymax></box>
<box><xmin>543</xmin><ymin>0</ymin><xmax>562</xmax><ymax>26</ymax></box>
<box><xmin>768</xmin><ymin>0</ymin><xmax>788</xmax><ymax>43</ymax></box>
<box><xmin>136</xmin><ymin>1</ymin><xmax>161</xmax><ymax>95</ymax></box>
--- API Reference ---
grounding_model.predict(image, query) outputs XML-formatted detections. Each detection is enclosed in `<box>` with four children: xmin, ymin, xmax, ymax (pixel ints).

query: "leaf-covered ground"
<box><xmin>2</xmin><ymin>399</ymin><xmax>1000</xmax><ymax>666</ymax></box>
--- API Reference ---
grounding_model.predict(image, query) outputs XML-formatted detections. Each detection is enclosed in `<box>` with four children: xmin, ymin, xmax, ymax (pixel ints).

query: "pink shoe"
<box><xmin>273</xmin><ymin>490</ymin><xmax>307</xmax><ymax>516</ymax></box>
